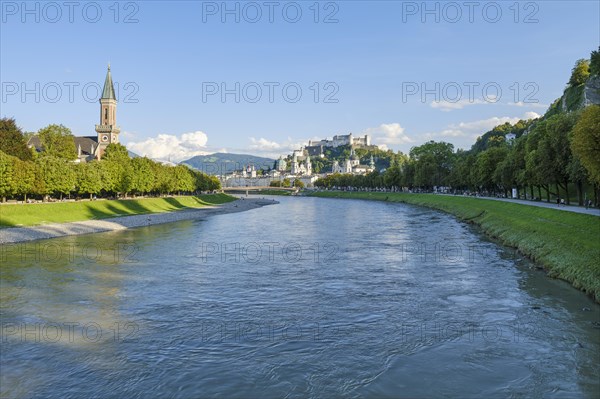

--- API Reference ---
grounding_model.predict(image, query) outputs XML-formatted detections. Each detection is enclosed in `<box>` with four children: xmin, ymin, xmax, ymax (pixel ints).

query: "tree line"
<box><xmin>316</xmin><ymin>104</ymin><xmax>600</xmax><ymax>205</ymax></box>
<box><xmin>0</xmin><ymin>120</ymin><xmax>221</xmax><ymax>202</ymax></box>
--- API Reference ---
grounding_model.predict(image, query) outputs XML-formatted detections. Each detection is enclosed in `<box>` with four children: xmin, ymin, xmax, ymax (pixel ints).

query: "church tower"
<box><xmin>291</xmin><ymin>152</ymin><xmax>298</xmax><ymax>175</ymax></box>
<box><xmin>95</xmin><ymin>64</ymin><xmax>120</xmax><ymax>158</ymax></box>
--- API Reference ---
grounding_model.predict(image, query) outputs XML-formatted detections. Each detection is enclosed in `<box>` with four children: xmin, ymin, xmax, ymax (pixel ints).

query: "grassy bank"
<box><xmin>311</xmin><ymin>191</ymin><xmax>600</xmax><ymax>302</ymax></box>
<box><xmin>0</xmin><ymin>194</ymin><xmax>236</xmax><ymax>228</ymax></box>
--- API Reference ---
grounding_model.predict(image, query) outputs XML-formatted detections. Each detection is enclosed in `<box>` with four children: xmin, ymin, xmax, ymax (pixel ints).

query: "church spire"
<box><xmin>101</xmin><ymin>64</ymin><xmax>116</xmax><ymax>100</ymax></box>
<box><xmin>95</xmin><ymin>64</ymin><xmax>120</xmax><ymax>158</ymax></box>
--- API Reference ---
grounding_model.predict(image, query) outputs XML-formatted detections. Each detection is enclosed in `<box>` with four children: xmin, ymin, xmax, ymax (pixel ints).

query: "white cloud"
<box><xmin>120</xmin><ymin>130</ymin><xmax>137</xmax><ymax>140</ymax></box>
<box><xmin>363</xmin><ymin>123</ymin><xmax>413</xmax><ymax>146</ymax></box>
<box><xmin>247</xmin><ymin>137</ymin><xmax>307</xmax><ymax>158</ymax></box>
<box><xmin>127</xmin><ymin>131</ymin><xmax>210</xmax><ymax>162</ymax></box>
<box><xmin>430</xmin><ymin>99</ymin><xmax>490</xmax><ymax>112</ymax></box>
<box><xmin>431</xmin><ymin>97</ymin><xmax>548</xmax><ymax>112</ymax></box>
<box><xmin>417</xmin><ymin>112</ymin><xmax>541</xmax><ymax>144</ymax></box>
<box><xmin>248</xmin><ymin>137</ymin><xmax>283</xmax><ymax>151</ymax></box>
<box><xmin>507</xmin><ymin>101</ymin><xmax>548</xmax><ymax>109</ymax></box>
<box><xmin>523</xmin><ymin>111</ymin><xmax>542</xmax><ymax>120</ymax></box>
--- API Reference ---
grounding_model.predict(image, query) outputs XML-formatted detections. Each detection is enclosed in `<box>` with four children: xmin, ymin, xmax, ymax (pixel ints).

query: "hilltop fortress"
<box><xmin>305</xmin><ymin>133</ymin><xmax>374</xmax><ymax>157</ymax></box>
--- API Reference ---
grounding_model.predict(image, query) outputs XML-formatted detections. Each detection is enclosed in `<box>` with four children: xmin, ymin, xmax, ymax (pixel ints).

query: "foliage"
<box><xmin>75</xmin><ymin>162</ymin><xmax>104</xmax><ymax>198</ymax></box>
<box><xmin>572</xmin><ymin>105</ymin><xmax>600</xmax><ymax>185</ymax></box>
<box><xmin>590</xmin><ymin>47</ymin><xmax>600</xmax><ymax>76</ymax></box>
<box><xmin>0</xmin><ymin>135</ymin><xmax>221</xmax><ymax>202</ymax></box>
<box><xmin>38</xmin><ymin>124</ymin><xmax>77</xmax><ymax>160</ymax></box>
<box><xmin>0</xmin><ymin>150</ymin><xmax>15</xmax><ymax>200</ymax></box>
<box><xmin>0</xmin><ymin>118</ymin><xmax>32</xmax><ymax>161</ymax></box>
<box><xmin>569</xmin><ymin>59</ymin><xmax>590</xmax><ymax>86</ymax></box>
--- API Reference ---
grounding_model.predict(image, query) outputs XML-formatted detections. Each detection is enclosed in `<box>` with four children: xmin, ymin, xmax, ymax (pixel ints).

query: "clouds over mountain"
<box><xmin>126</xmin><ymin>131</ymin><xmax>210</xmax><ymax>162</ymax></box>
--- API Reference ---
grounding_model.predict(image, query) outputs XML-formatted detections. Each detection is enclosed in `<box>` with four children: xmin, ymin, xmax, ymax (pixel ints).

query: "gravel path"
<box><xmin>0</xmin><ymin>198</ymin><xmax>278</xmax><ymax>245</ymax></box>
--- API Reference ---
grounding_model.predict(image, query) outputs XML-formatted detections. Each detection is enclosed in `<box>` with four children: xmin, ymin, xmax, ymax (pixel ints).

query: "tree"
<box><xmin>410</xmin><ymin>141</ymin><xmax>455</xmax><ymax>188</ymax></box>
<box><xmin>547</xmin><ymin>112</ymin><xmax>579</xmax><ymax>204</ymax></box>
<box><xmin>569</xmin><ymin>59</ymin><xmax>590</xmax><ymax>86</ymax></box>
<box><xmin>293</xmin><ymin>179</ymin><xmax>305</xmax><ymax>188</ymax></box>
<box><xmin>151</xmin><ymin>162</ymin><xmax>176</xmax><ymax>195</ymax></box>
<box><xmin>590</xmin><ymin>47</ymin><xmax>600</xmax><ymax>76</ymax></box>
<box><xmin>102</xmin><ymin>143</ymin><xmax>133</xmax><ymax>196</ymax></box>
<box><xmin>35</xmin><ymin>156</ymin><xmax>76</xmax><ymax>200</ymax></box>
<box><xmin>0</xmin><ymin>151</ymin><xmax>15</xmax><ymax>202</ymax></box>
<box><xmin>474</xmin><ymin>147</ymin><xmax>508</xmax><ymax>193</ymax></box>
<box><xmin>75</xmin><ymin>162</ymin><xmax>104</xmax><ymax>199</ymax></box>
<box><xmin>130</xmin><ymin>157</ymin><xmax>155</xmax><ymax>195</ymax></box>
<box><xmin>174</xmin><ymin>165</ymin><xmax>195</xmax><ymax>194</ymax></box>
<box><xmin>572</xmin><ymin>105</ymin><xmax>600</xmax><ymax>185</ymax></box>
<box><xmin>0</xmin><ymin>118</ymin><xmax>33</xmax><ymax>161</ymax></box>
<box><xmin>206</xmin><ymin>175</ymin><xmax>221</xmax><ymax>191</ymax></box>
<box><xmin>38</xmin><ymin>124</ymin><xmax>77</xmax><ymax>160</ymax></box>
<box><xmin>383</xmin><ymin>163</ymin><xmax>401</xmax><ymax>188</ymax></box>
<box><xmin>12</xmin><ymin>157</ymin><xmax>35</xmax><ymax>202</ymax></box>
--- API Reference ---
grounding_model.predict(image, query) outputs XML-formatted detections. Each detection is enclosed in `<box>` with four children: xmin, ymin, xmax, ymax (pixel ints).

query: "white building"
<box><xmin>331</xmin><ymin>149</ymin><xmax>374</xmax><ymax>175</ymax></box>
<box><xmin>308</xmin><ymin>133</ymin><xmax>371</xmax><ymax>148</ymax></box>
<box><xmin>290</xmin><ymin>151</ymin><xmax>312</xmax><ymax>176</ymax></box>
<box><xmin>275</xmin><ymin>156</ymin><xmax>287</xmax><ymax>171</ymax></box>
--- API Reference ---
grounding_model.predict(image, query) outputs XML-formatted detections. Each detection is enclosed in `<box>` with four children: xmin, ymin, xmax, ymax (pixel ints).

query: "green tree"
<box><xmin>130</xmin><ymin>157</ymin><xmax>155</xmax><ymax>195</ymax></box>
<box><xmin>0</xmin><ymin>151</ymin><xmax>15</xmax><ymax>202</ymax></box>
<box><xmin>75</xmin><ymin>162</ymin><xmax>104</xmax><ymax>199</ymax></box>
<box><xmin>0</xmin><ymin>118</ymin><xmax>33</xmax><ymax>161</ymax></box>
<box><xmin>38</xmin><ymin>124</ymin><xmax>77</xmax><ymax>160</ymax></box>
<box><xmin>474</xmin><ymin>147</ymin><xmax>508</xmax><ymax>193</ymax></box>
<box><xmin>410</xmin><ymin>141</ymin><xmax>455</xmax><ymax>188</ymax></box>
<box><xmin>589</xmin><ymin>47</ymin><xmax>600</xmax><ymax>76</ymax></box>
<box><xmin>36</xmin><ymin>156</ymin><xmax>76</xmax><ymax>200</ymax></box>
<box><xmin>448</xmin><ymin>151</ymin><xmax>475</xmax><ymax>190</ymax></box>
<box><xmin>572</xmin><ymin>105</ymin><xmax>600</xmax><ymax>185</ymax></box>
<box><xmin>102</xmin><ymin>143</ymin><xmax>133</xmax><ymax>196</ymax></box>
<box><xmin>569</xmin><ymin>59</ymin><xmax>590</xmax><ymax>86</ymax></box>
<box><xmin>152</xmin><ymin>162</ymin><xmax>176</xmax><ymax>195</ymax></box>
<box><xmin>12</xmin><ymin>157</ymin><xmax>35</xmax><ymax>202</ymax></box>
<box><xmin>383</xmin><ymin>163</ymin><xmax>401</xmax><ymax>188</ymax></box>
<box><xmin>293</xmin><ymin>179</ymin><xmax>305</xmax><ymax>188</ymax></box>
<box><xmin>206</xmin><ymin>175</ymin><xmax>221</xmax><ymax>191</ymax></box>
<box><xmin>174</xmin><ymin>164</ymin><xmax>195</xmax><ymax>194</ymax></box>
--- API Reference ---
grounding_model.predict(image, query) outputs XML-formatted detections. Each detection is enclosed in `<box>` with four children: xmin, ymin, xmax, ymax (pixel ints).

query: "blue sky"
<box><xmin>1</xmin><ymin>0</ymin><xmax>599</xmax><ymax>161</ymax></box>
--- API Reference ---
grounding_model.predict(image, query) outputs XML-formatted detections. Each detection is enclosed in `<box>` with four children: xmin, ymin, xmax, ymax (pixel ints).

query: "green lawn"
<box><xmin>311</xmin><ymin>191</ymin><xmax>600</xmax><ymax>302</ymax></box>
<box><xmin>0</xmin><ymin>194</ymin><xmax>236</xmax><ymax>228</ymax></box>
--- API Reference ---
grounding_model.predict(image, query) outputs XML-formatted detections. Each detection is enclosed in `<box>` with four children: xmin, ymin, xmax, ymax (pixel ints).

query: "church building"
<box><xmin>28</xmin><ymin>65</ymin><xmax>121</xmax><ymax>162</ymax></box>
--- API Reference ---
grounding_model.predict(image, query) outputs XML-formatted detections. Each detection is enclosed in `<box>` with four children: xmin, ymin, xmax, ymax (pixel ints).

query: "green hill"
<box><xmin>182</xmin><ymin>153</ymin><xmax>275</xmax><ymax>175</ymax></box>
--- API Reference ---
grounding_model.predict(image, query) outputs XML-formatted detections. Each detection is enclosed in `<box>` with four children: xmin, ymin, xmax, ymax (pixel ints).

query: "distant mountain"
<box><xmin>182</xmin><ymin>153</ymin><xmax>276</xmax><ymax>175</ymax></box>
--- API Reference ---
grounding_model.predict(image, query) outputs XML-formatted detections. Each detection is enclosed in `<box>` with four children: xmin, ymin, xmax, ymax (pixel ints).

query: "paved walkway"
<box><xmin>444</xmin><ymin>195</ymin><xmax>600</xmax><ymax>216</ymax></box>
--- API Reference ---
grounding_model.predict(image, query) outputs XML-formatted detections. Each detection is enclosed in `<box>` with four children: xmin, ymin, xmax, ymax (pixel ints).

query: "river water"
<box><xmin>1</xmin><ymin>196</ymin><xmax>599</xmax><ymax>398</ymax></box>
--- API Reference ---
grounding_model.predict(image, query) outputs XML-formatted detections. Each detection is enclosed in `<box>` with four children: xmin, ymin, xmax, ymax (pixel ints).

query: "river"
<box><xmin>1</xmin><ymin>196</ymin><xmax>599</xmax><ymax>398</ymax></box>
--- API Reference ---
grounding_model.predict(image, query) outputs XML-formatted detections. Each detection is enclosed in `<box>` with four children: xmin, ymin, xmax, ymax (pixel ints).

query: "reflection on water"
<box><xmin>1</xmin><ymin>197</ymin><xmax>599</xmax><ymax>398</ymax></box>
